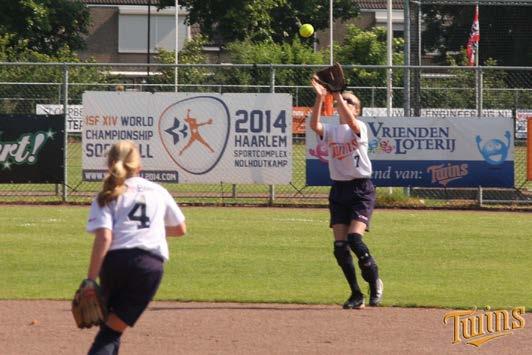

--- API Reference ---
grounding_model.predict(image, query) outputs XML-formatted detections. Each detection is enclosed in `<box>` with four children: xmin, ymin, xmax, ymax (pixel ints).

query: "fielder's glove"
<box><xmin>313</xmin><ymin>62</ymin><xmax>346</xmax><ymax>93</ymax></box>
<box><xmin>71</xmin><ymin>279</ymin><xmax>107</xmax><ymax>329</ymax></box>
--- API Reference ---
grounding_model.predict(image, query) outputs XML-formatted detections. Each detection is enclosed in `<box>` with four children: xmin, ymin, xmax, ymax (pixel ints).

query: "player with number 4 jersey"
<box><xmin>87</xmin><ymin>176</ymin><xmax>183</xmax><ymax>262</ymax></box>
<box><xmin>84</xmin><ymin>140</ymin><xmax>186</xmax><ymax>355</ymax></box>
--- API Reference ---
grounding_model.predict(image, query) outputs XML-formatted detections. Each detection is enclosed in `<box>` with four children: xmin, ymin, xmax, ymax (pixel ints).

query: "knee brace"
<box><xmin>347</xmin><ymin>233</ymin><xmax>370</xmax><ymax>260</ymax></box>
<box><xmin>347</xmin><ymin>233</ymin><xmax>379</xmax><ymax>283</ymax></box>
<box><xmin>333</xmin><ymin>240</ymin><xmax>353</xmax><ymax>268</ymax></box>
<box><xmin>333</xmin><ymin>240</ymin><xmax>361</xmax><ymax>294</ymax></box>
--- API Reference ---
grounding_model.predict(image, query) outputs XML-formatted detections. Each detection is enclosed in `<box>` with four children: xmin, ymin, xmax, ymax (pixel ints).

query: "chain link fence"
<box><xmin>0</xmin><ymin>62</ymin><xmax>530</xmax><ymax>208</ymax></box>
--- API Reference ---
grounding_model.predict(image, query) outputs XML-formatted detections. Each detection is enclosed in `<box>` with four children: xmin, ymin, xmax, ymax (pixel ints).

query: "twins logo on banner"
<box><xmin>158</xmin><ymin>96</ymin><xmax>231</xmax><ymax>175</ymax></box>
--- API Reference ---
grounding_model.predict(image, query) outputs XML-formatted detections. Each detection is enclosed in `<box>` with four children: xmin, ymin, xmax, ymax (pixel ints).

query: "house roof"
<box><xmin>82</xmin><ymin>0</ymin><xmax>404</xmax><ymax>10</ymax></box>
<box><xmin>81</xmin><ymin>0</ymin><xmax>161</xmax><ymax>5</ymax></box>
<box><xmin>82</xmin><ymin>0</ymin><xmax>404</xmax><ymax>9</ymax></box>
<box><xmin>357</xmin><ymin>1</ymin><xmax>404</xmax><ymax>10</ymax></box>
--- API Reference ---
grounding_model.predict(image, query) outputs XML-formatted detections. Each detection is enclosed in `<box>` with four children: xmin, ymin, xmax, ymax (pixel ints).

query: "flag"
<box><xmin>466</xmin><ymin>5</ymin><xmax>480</xmax><ymax>66</ymax></box>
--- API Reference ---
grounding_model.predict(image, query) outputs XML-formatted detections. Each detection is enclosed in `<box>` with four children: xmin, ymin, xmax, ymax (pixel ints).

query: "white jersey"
<box><xmin>86</xmin><ymin>176</ymin><xmax>185</xmax><ymax>261</ymax></box>
<box><xmin>321</xmin><ymin>121</ymin><xmax>372</xmax><ymax>180</ymax></box>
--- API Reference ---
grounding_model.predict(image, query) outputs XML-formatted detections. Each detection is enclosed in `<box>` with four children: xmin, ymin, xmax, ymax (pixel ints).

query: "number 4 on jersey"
<box><xmin>128</xmin><ymin>202</ymin><xmax>150</xmax><ymax>229</ymax></box>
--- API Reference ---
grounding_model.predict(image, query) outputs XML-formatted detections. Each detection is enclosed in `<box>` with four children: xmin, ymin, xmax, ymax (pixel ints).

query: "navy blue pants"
<box><xmin>99</xmin><ymin>248</ymin><xmax>164</xmax><ymax>327</ymax></box>
<box><xmin>329</xmin><ymin>178</ymin><xmax>376</xmax><ymax>229</ymax></box>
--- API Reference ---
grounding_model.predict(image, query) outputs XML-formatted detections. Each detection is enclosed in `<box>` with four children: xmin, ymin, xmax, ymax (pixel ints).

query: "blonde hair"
<box><xmin>97</xmin><ymin>140</ymin><xmax>141</xmax><ymax>207</ymax></box>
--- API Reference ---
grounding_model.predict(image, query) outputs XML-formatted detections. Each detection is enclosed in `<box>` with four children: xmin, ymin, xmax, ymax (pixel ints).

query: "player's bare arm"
<box><xmin>166</xmin><ymin>223</ymin><xmax>187</xmax><ymax>237</ymax></box>
<box><xmin>310</xmin><ymin>78</ymin><xmax>327</xmax><ymax>137</ymax></box>
<box><xmin>87</xmin><ymin>228</ymin><xmax>112</xmax><ymax>280</ymax></box>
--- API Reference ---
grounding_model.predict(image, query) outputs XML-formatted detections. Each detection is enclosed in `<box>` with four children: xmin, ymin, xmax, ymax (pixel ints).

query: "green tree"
<box><xmin>224</xmin><ymin>37</ymin><xmax>326</xmax><ymax>91</ymax></box>
<box><xmin>0</xmin><ymin>0</ymin><xmax>90</xmax><ymax>55</ymax></box>
<box><xmin>159</xmin><ymin>0</ymin><xmax>359</xmax><ymax>44</ymax></box>
<box><xmin>418</xmin><ymin>55</ymin><xmax>520</xmax><ymax>110</ymax></box>
<box><xmin>154</xmin><ymin>35</ymin><xmax>214</xmax><ymax>92</ymax></box>
<box><xmin>335</xmin><ymin>25</ymin><xmax>404</xmax><ymax>107</ymax></box>
<box><xmin>0</xmin><ymin>35</ymin><xmax>103</xmax><ymax>114</ymax></box>
<box><xmin>226</xmin><ymin>37</ymin><xmax>325</xmax><ymax>65</ymax></box>
<box><xmin>155</xmin><ymin>36</ymin><xmax>326</xmax><ymax>95</ymax></box>
<box><xmin>422</xmin><ymin>5</ymin><xmax>532</xmax><ymax>66</ymax></box>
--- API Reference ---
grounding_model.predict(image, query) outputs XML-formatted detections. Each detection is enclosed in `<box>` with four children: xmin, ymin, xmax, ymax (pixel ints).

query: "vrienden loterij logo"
<box><xmin>443</xmin><ymin>306</ymin><xmax>526</xmax><ymax>347</ymax></box>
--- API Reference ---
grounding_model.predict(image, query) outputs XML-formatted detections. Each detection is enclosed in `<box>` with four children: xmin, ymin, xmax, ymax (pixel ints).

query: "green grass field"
<box><xmin>1</xmin><ymin>206</ymin><xmax>531</xmax><ymax>310</ymax></box>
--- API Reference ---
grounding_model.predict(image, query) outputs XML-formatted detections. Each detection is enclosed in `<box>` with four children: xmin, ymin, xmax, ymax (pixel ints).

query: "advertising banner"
<box><xmin>82</xmin><ymin>92</ymin><xmax>292</xmax><ymax>184</ymax></box>
<box><xmin>528</xmin><ymin>117</ymin><xmax>532</xmax><ymax>181</ymax></box>
<box><xmin>515</xmin><ymin>110</ymin><xmax>531</xmax><ymax>140</ymax></box>
<box><xmin>363</xmin><ymin>107</ymin><xmax>512</xmax><ymax>118</ymax></box>
<box><xmin>36</xmin><ymin>104</ymin><xmax>83</xmax><ymax>133</ymax></box>
<box><xmin>0</xmin><ymin>114</ymin><xmax>65</xmax><ymax>183</ymax></box>
<box><xmin>306</xmin><ymin>116</ymin><xmax>514</xmax><ymax>188</ymax></box>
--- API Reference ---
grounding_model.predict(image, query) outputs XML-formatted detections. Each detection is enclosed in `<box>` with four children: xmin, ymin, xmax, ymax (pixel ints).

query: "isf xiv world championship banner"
<box><xmin>82</xmin><ymin>92</ymin><xmax>292</xmax><ymax>184</ymax></box>
<box><xmin>306</xmin><ymin>116</ymin><xmax>514</xmax><ymax>188</ymax></box>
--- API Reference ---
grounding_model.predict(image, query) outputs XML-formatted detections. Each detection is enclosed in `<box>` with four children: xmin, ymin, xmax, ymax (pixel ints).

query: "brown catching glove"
<box><xmin>71</xmin><ymin>279</ymin><xmax>108</xmax><ymax>329</ymax></box>
<box><xmin>313</xmin><ymin>62</ymin><xmax>346</xmax><ymax>93</ymax></box>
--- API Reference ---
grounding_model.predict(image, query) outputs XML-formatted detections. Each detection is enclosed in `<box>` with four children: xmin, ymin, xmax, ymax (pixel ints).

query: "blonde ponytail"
<box><xmin>97</xmin><ymin>140</ymin><xmax>141</xmax><ymax>206</ymax></box>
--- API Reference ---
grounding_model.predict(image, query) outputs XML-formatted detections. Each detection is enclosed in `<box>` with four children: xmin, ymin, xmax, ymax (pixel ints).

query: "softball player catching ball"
<box><xmin>310</xmin><ymin>79</ymin><xmax>383</xmax><ymax>309</ymax></box>
<box><xmin>85</xmin><ymin>140</ymin><xmax>186</xmax><ymax>354</ymax></box>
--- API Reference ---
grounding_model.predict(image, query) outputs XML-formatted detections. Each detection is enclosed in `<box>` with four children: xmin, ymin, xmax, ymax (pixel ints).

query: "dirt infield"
<box><xmin>1</xmin><ymin>301</ymin><xmax>530</xmax><ymax>354</ymax></box>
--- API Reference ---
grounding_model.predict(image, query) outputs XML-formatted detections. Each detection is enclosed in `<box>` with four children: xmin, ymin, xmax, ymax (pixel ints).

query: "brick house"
<box><xmin>79</xmin><ymin>0</ymin><xmax>404</xmax><ymax>64</ymax></box>
<box><xmin>79</xmin><ymin>0</ymin><xmax>192</xmax><ymax>63</ymax></box>
<box><xmin>315</xmin><ymin>0</ymin><xmax>405</xmax><ymax>52</ymax></box>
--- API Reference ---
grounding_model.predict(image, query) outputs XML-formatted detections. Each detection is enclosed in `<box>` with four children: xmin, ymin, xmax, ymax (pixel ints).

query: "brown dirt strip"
<box><xmin>1</xmin><ymin>301</ymin><xmax>531</xmax><ymax>354</ymax></box>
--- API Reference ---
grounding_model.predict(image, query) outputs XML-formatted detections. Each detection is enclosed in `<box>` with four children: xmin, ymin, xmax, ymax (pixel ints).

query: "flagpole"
<box><xmin>475</xmin><ymin>2</ymin><xmax>479</xmax><ymax>66</ymax></box>
<box><xmin>466</xmin><ymin>3</ymin><xmax>479</xmax><ymax>67</ymax></box>
<box><xmin>386</xmin><ymin>0</ymin><xmax>393</xmax><ymax>117</ymax></box>
<box><xmin>475</xmin><ymin>3</ymin><xmax>482</xmax><ymax>116</ymax></box>
<box><xmin>175</xmin><ymin>0</ymin><xmax>179</xmax><ymax>92</ymax></box>
<box><xmin>329</xmin><ymin>0</ymin><xmax>333</xmax><ymax>65</ymax></box>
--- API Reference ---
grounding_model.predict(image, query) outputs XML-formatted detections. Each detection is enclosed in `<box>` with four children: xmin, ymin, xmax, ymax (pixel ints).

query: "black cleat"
<box><xmin>343</xmin><ymin>293</ymin><xmax>365</xmax><ymax>309</ymax></box>
<box><xmin>369</xmin><ymin>278</ymin><xmax>383</xmax><ymax>307</ymax></box>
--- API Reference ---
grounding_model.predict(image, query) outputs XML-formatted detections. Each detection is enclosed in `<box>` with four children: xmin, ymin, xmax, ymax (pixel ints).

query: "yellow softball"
<box><xmin>299</xmin><ymin>24</ymin><xmax>314</xmax><ymax>38</ymax></box>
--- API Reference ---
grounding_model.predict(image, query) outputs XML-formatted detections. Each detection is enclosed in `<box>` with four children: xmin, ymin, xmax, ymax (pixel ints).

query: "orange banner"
<box><xmin>528</xmin><ymin>117</ymin><xmax>532</xmax><ymax>181</ymax></box>
<box><xmin>292</xmin><ymin>101</ymin><xmax>338</xmax><ymax>135</ymax></box>
<box><xmin>322</xmin><ymin>94</ymin><xmax>334</xmax><ymax>116</ymax></box>
<box><xmin>292</xmin><ymin>106</ymin><xmax>312</xmax><ymax>134</ymax></box>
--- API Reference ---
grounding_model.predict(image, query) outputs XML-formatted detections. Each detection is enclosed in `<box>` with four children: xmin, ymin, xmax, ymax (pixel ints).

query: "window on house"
<box><xmin>374</xmin><ymin>9</ymin><xmax>404</xmax><ymax>35</ymax></box>
<box><xmin>118</xmin><ymin>6</ymin><xmax>189</xmax><ymax>53</ymax></box>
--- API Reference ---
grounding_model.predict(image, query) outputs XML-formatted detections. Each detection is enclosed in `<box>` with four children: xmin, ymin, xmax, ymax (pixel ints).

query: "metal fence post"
<box><xmin>476</xmin><ymin>66</ymin><xmax>484</xmax><ymax>116</ymax></box>
<box><xmin>62</xmin><ymin>63</ymin><xmax>69</xmax><ymax>203</ymax></box>
<box><xmin>403</xmin><ymin>0</ymin><xmax>411</xmax><ymax>117</ymax></box>
<box><xmin>269</xmin><ymin>65</ymin><xmax>276</xmax><ymax>205</ymax></box>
